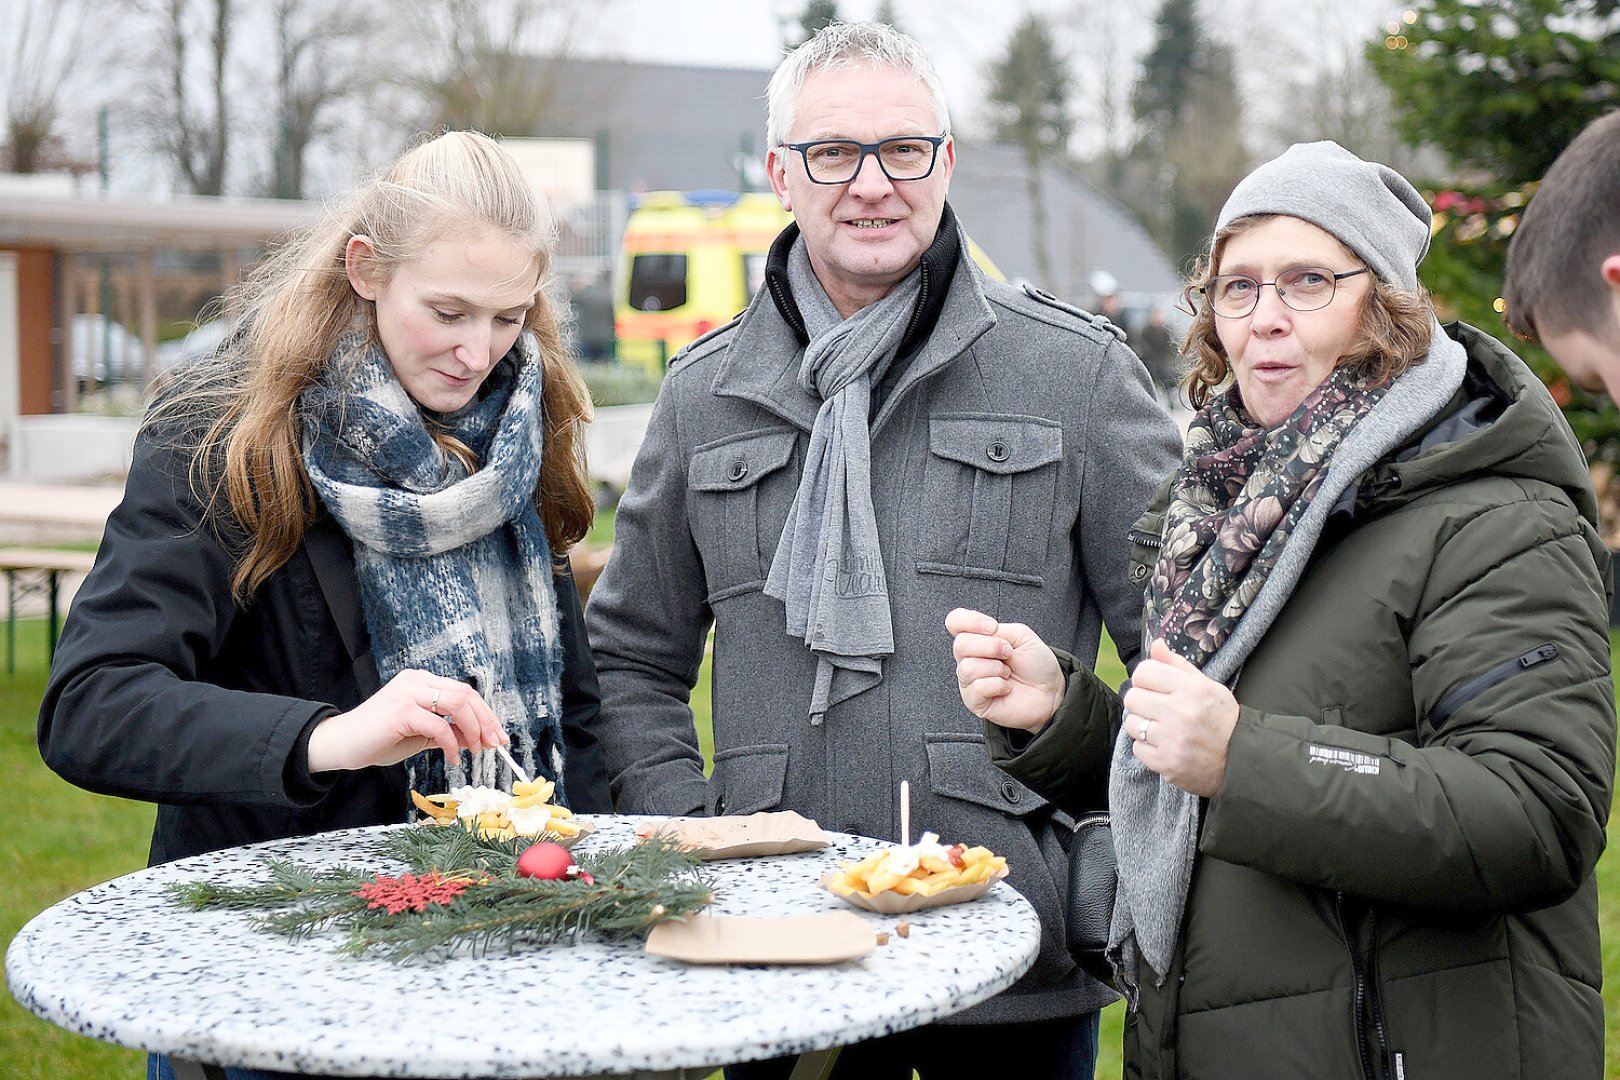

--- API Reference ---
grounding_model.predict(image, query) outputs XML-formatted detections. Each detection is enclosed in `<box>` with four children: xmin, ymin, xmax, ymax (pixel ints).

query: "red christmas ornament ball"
<box><xmin>516</xmin><ymin>842</ymin><xmax>575</xmax><ymax>880</ymax></box>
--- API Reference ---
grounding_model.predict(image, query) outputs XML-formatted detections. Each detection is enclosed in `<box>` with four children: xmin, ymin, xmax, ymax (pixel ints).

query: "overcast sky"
<box><xmin>27</xmin><ymin>0</ymin><xmax>1413</xmax><ymax>197</ymax></box>
<box><xmin>569</xmin><ymin>0</ymin><xmax>1409</xmax><ymax>151</ymax></box>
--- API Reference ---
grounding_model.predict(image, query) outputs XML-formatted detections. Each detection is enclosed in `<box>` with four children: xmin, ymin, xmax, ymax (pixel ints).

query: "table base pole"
<box><xmin>787</xmin><ymin>1047</ymin><xmax>840</xmax><ymax>1080</ymax></box>
<box><xmin>169</xmin><ymin>1060</ymin><xmax>229</xmax><ymax>1080</ymax></box>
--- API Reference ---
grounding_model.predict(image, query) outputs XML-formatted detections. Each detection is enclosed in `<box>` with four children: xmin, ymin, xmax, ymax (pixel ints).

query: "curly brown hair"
<box><xmin>1180</xmin><ymin>215</ymin><xmax>1437</xmax><ymax>410</ymax></box>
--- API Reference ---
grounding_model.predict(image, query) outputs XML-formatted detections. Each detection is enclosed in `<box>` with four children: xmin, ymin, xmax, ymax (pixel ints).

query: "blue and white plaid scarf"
<box><xmin>301</xmin><ymin>328</ymin><xmax>566</xmax><ymax>801</ymax></box>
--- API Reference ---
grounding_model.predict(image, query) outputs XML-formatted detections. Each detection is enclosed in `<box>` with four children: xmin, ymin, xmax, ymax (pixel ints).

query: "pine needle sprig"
<box><xmin>169</xmin><ymin>859</ymin><xmax>376</xmax><ymax>913</ymax></box>
<box><xmin>378</xmin><ymin>819</ymin><xmax>528</xmax><ymax>877</ymax></box>
<box><xmin>167</xmin><ymin>826</ymin><xmax>716</xmax><ymax>964</ymax></box>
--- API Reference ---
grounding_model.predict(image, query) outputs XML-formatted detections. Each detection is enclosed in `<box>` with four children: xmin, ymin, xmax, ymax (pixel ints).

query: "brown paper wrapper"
<box><xmin>645</xmin><ymin>912</ymin><xmax>876</xmax><ymax>965</ymax></box>
<box><xmin>637</xmin><ymin>811</ymin><xmax>831</xmax><ymax>860</ymax></box>
<box><xmin>818</xmin><ymin>866</ymin><xmax>1008</xmax><ymax>914</ymax></box>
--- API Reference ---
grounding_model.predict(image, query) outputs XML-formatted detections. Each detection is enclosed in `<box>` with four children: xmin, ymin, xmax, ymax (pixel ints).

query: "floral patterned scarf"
<box><xmin>1146</xmin><ymin>366</ymin><xmax>1389</xmax><ymax>667</ymax></box>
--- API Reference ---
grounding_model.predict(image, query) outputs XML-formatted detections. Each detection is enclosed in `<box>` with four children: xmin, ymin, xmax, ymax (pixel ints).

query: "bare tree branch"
<box><xmin>269</xmin><ymin>0</ymin><xmax>382</xmax><ymax>198</ymax></box>
<box><xmin>412</xmin><ymin>0</ymin><xmax>604</xmax><ymax>137</ymax></box>
<box><xmin>2</xmin><ymin>0</ymin><xmax>112</xmax><ymax>173</ymax></box>
<box><xmin>146</xmin><ymin>0</ymin><xmax>233</xmax><ymax>195</ymax></box>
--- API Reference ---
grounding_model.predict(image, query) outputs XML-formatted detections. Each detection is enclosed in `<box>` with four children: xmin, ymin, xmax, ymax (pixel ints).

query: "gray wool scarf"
<box><xmin>301</xmin><ymin>327</ymin><xmax>567</xmax><ymax>802</ymax></box>
<box><xmin>1107</xmin><ymin>316</ymin><xmax>1467</xmax><ymax>996</ymax></box>
<box><xmin>763</xmin><ymin>238</ymin><xmax>921</xmax><ymax>722</ymax></box>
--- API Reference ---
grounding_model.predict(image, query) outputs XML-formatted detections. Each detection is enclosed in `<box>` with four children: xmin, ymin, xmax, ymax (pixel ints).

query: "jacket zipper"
<box><xmin>1428</xmin><ymin>643</ymin><xmax>1559</xmax><ymax>728</ymax></box>
<box><xmin>1126</xmin><ymin>529</ymin><xmax>1163</xmax><ymax>548</ymax></box>
<box><xmin>766</xmin><ymin>271</ymin><xmax>804</xmax><ymax>341</ymax></box>
<box><xmin>1336</xmin><ymin>892</ymin><xmax>1377</xmax><ymax>1080</ymax></box>
<box><xmin>1364</xmin><ymin>907</ymin><xmax>1399</xmax><ymax>1079</ymax></box>
<box><xmin>899</xmin><ymin>258</ymin><xmax>932</xmax><ymax>352</ymax></box>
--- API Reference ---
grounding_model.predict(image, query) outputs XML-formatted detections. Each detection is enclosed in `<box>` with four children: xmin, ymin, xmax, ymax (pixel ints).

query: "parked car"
<box><xmin>70</xmin><ymin>313</ymin><xmax>145</xmax><ymax>385</ymax></box>
<box><xmin>154</xmin><ymin>318</ymin><xmax>230</xmax><ymax>371</ymax></box>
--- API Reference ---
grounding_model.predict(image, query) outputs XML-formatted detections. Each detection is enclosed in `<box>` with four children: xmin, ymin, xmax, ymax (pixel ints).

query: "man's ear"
<box><xmin>1601</xmin><ymin>254</ymin><xmax>1620</xmax><ymax>293</ymax></box>
<box><xmin>767</xmin><ymin>146</ymin><xmax>792</xmax><ymax>213</ymax></box>
<box><xmin>345</xmin><ymin>235</ymin><xmax>382</xmax><ymax>300</ymax></box>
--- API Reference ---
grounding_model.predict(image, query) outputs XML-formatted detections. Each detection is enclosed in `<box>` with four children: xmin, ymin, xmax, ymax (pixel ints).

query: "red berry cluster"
<box><xmin>352</xmin><ymin>872</ymin><xmax>479</xmax><ymax>914</ymax></box>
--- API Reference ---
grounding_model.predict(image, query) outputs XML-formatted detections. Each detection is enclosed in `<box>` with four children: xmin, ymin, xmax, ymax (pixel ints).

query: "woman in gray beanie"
<box><xmin>949</xmin><ymin>142</ymin><xmax>1614</xmax><ymax>1079</ymax></box>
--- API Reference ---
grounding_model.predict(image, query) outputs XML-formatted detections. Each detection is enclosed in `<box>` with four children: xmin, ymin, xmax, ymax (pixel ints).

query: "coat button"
<box><xmin>986</xmin><ymin>441</ymin><xmax>1010</xmax><ymax>463</ymax></box>
<box><xmin>1129</xmin><ymin>563</ymin><xmax>1149</xmax><ymax>583</ymax></box>
<box><xmin>715</xmin><ymin>796</ymin><xmax>726</xmax><ymax>815</ymax></box>
<box><xmin>727</xmin><ymin>459</ymin><xmax>749</xmax><ymax>482</ymax></box>
<box><xmin>1000</xmin><ymin>779</ymin><xmax>1021</xmax><ymax>803</ymax></box>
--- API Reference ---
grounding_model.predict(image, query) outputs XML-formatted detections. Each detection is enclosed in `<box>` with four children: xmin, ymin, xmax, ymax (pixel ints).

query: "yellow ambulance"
<box><xmin>615</xmin><ymin>190</ymin><xmax>1004</xmax><ymax>374</ymax></box>
<box><xmin>616</xmin><ymin>191</ymin><xmax>787</xmax><ymax>374</ymax></box>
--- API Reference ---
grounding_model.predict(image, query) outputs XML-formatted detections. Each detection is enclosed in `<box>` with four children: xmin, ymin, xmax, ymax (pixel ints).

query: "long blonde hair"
<box><xmin>147</xmin><ymin>131</ymin><xmax>595</xmax><ymax>602</ymax></box>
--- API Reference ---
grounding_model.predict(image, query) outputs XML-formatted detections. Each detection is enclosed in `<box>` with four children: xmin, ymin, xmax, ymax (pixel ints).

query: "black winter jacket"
<box><xmin>39</xmin><ymin>423</ymin><xmax>610</xmax><ymax>866</ymax></box>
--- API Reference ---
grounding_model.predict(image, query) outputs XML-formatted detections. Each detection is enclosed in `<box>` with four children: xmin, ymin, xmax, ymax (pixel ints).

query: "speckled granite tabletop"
<box><xmin>7</xmin><ymin>817</ymin><xmax>1040</xmax><ymax>1078</ymax></box>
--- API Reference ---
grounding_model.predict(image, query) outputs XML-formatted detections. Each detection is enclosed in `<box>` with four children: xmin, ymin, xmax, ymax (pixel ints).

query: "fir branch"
<box><xmin>169</xmin><ymin>828</ymin><xmax>717</xmax><ymax>964</ymax></box>
<box><xmin>335</xmin><ymin>874</ymin><xmax>715</xmax><ymax>963</ymax></box>
<box><xmin>379</xmin><ymin>819</ymin><xmax>528</xmax><ymax>877</ymax></box>
<box><xmin>167</xmin><ymin>859</ymin><xmax>375</xmax><ymax>912</ymax></box>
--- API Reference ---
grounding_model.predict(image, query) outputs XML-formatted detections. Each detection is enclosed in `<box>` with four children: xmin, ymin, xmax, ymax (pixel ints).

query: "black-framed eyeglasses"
<box><xmin>781</xmin><ymin>134</ymin><xmax>949</xmax><ymax>185</ymax></box>
<box><xmin>1199</xmin><ymin>266</ymin><xmax>1370</xmax><ymax>318</ymax></box>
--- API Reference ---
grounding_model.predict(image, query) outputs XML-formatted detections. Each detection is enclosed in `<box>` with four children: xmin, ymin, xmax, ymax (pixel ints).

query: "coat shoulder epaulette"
<box><xmin>1001</xmin><ymin>282</ymin><xmax>1128</xmax><ymax>345</ymax></box>
<box><xmin>667</xmin><ymin>315</ymin><xmax>743</xmax><ymax>374</ymax></box>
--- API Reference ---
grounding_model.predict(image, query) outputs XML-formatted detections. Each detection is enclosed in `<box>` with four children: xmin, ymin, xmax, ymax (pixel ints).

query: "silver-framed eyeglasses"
<box><xmin>1200</xmin><ymin>266</ymin><xmax>1370</xmax><ymax>318</ymax></box>
<box><xmin>782</xmin><ymin>134</ymin><xmax>949</xmax><ymax>185</ymax></box>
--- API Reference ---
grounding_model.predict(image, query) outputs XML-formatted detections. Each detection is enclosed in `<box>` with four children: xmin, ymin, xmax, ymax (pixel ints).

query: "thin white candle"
<box><xmin>900</xmin><ymin>780</ymin><xmax>910</xmax><ymax>848</ymax></box>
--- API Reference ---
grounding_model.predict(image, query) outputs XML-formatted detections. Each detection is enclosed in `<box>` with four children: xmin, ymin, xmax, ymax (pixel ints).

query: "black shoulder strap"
<box><xmin>302</xmin><ymin>517</ymin><xmax>381</xmax><ymax>697</ymax></box>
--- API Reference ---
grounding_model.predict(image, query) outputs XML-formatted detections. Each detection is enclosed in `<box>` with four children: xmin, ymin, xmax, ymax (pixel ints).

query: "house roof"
<box><xmin>0</xmin><ymin>185</ymin><xmax>318</xmax><ymax>253</ymax></box>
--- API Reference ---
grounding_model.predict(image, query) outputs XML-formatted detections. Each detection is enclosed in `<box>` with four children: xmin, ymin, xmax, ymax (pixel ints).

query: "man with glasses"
<box><xmin>588</xmin><ymin>22</ymin><xmax>1179</xmax><ymax>1078</ymax></box>
<box><xmin>1504</xmin><ymin>110</ymin><xmax>1620</xmax><ymax>400</ymax></box>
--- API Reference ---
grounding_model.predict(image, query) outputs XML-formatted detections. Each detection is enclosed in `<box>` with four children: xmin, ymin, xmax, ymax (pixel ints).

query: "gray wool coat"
<box><xmin>587</xmin><ymin>251</ymin><xmax>1182</xmax><ymax>1024</ymax></box>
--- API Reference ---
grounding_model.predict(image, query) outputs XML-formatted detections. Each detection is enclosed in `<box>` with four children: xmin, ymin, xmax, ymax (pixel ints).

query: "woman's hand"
<box><xmin>946</xmin><ymin>607</ymin><xmax>1065</xmax><ymax>734</ymax></box>
<box><xmin>1122</xmin><ymin>639</ymin><xmax>1239</xmax><ymax>798</ymax></box>
<box><xmin>307</xmin><ymin>669</ymin><xmax>510</xmax><ymax>774</ymax></box>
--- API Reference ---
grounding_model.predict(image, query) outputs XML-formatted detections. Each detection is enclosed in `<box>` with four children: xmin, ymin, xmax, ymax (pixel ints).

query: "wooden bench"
<box><xmin>0</xmin><ymin>548</ymin><xmax>98</xmax><ymax>673</ymax></box>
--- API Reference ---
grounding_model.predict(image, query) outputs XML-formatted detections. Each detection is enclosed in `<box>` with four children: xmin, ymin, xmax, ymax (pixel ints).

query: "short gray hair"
<box><xmin>765</xmin><ymin>21</ymin><xmax>950</xmax><ymax>149</ymax></box>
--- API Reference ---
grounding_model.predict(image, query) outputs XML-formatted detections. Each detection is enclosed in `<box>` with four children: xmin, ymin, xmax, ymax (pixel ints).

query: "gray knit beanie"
<box><xmin>1215</xmin><ymin>141</ymin><xmax>1431</xmax><ymax>290</ymax></box>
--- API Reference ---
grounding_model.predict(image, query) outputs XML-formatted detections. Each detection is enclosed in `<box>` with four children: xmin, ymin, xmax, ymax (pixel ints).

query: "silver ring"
<box><xmin>429</xmin><ymin>688</ymin><xmax>442</xmax><ymax>715</ymax></box>
<box><xmin>1138</xmin><ymin>716</ymin><xmax>1151</xmax><ymax>742</ymax></box>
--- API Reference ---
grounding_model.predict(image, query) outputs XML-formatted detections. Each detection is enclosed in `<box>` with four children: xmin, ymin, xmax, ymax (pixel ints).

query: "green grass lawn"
<box><xmin>3</xmin><ymin>623</ymin><xmax>1617</xmax><ymax>1079</ymax></box>
<box><xmin>1</xmin><ymin>625</ymin><xmax>155</xmax><ymax>1078</ymax></box>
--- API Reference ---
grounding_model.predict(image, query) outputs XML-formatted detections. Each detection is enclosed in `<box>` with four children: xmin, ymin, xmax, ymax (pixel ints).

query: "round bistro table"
<box><xmin>8</xmin><ymin>817</ymin><xmax>1040</xmax><ymax>1079</ymax></box>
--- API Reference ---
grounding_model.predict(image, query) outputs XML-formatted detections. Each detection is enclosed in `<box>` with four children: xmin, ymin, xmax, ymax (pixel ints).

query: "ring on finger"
<box><xmin>1138</xmin><ymin>716</ymin><xmax>1151</xmax><ymax>742</ymax></box>
<box><xmin>429</xmin><ymin>688</ymin><xmax>442</xmax><ymax>716</ymax></box>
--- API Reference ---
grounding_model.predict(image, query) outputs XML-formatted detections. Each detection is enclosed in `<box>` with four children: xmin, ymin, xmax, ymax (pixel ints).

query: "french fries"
<box><xmin>410</xmin><ymin>779</ymin><xmax>581</xmax><ymax>840</ymax></box>
<box><xmin>825</xmin><ymin>833</ymin><xmax>1006</xmax><ymax>899</ymax></box>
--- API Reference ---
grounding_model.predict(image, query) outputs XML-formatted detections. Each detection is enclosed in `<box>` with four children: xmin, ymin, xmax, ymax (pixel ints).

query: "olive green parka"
<box><xmin>992</xmin><ymin>323</ymin><xmax>1616</xmax><ymax>1080</ymax></box>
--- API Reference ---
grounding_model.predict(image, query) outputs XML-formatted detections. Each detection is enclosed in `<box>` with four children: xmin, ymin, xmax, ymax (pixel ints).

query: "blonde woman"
<box><xmin>41</xmin><ymin>130</ymin><xmax>608</xmax><ymax>883</ymax></box>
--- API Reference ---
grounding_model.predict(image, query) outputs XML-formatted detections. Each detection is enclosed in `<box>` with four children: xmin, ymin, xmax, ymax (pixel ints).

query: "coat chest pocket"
<box><xmin>925</xmin><ymin>732</ymin><xmax>1048</xmax><ymax>819</ymax></box>
<box><xmin>916</xmin><ymin>414</ymin><xmax>1063</xmax><ymax>586</ymax></box>
<box><xmin>688</xmin><ymin>429</ymin><xmax>799</xmax><ymax>599</ymax></box>
<box><xmin>706</xmin><ymin>743</ymin><xmax>789</xmax><ymax>816</ymax></box>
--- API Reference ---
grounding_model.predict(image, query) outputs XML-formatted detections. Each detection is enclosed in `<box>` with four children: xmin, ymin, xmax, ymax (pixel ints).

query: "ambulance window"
<box><xmin>628</xmin><ymin>255</ymin><xmax>688</xmax><ymax>311</ymax></box>
<box><xmin>744</xmin><ymin>254</ymin><xmax>767</xmax><ymax>299</ymax></box>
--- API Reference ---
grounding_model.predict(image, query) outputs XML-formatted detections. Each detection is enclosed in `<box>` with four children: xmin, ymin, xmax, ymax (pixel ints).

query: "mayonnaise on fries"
<box><xmin>825</xmin><ymin>832</ymin><xmax>1007</xmax><ymax>898</ymax></box>
<box><xmin>409</xmin><ymin>778</ymin><xmax>581</xmax><ymax>841</ymax></box>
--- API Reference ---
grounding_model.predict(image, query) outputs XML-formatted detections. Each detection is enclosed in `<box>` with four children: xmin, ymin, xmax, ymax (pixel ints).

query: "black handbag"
<box><xmin>1067</xmin><ymin>811</ymin><xmax>1117</xmax><ymax>983</ymax></box>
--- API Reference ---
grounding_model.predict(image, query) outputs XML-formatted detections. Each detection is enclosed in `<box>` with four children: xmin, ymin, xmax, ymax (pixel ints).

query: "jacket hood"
<box><xmin>1369</xmin><ymin>322</ymin><xmax>1601</xmax><ymax>532</ymax></box>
